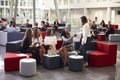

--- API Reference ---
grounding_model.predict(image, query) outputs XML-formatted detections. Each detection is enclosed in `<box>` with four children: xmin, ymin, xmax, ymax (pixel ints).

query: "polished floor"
<box><xmin>0</xmin><ymin>27</ymin><xmax>120</xmax><ymax>80</ymax></box>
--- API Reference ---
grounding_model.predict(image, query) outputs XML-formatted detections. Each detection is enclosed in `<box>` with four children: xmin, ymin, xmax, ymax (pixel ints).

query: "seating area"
<box><xmin>88</xmin><ymin>41</ymin><xmax>117</xmax><ymax>66</ymax></box>
<box><xmin>1</xmin><ymin>0</ymin><xmax>120</xmax><ymax>80</ymax></box>
<box><xmin>0</xmin><ymin>31</ymin><xmax>24</xmax><ymax>45</ymax></box>
<box><xmin>4</xmin><ymin>52</ymin><xmax>32</xmax><ymax>71</ymax></box>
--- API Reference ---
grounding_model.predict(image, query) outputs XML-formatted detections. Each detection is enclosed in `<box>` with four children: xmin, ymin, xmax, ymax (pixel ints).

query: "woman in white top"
<box><xmin>79</xmin><ymin>16</ymin><xmax>91</xmax><ymax>67</ymax></box>
<box><xmin>44</xmin><ymin>29</ymin><xmax>57</xmax><ymax>50</ymax></box>
<box><xmin>31</xmin><ymin>28</ymin><xmax>45</xmax><ymax>62</ymax></box>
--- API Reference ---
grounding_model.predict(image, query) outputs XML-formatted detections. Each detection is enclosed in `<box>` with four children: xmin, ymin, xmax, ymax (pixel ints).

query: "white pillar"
<box><xmin>48</xmin><ymin>9</ymin><xmax>51</xmax><ymax>22</ymax></box>
<box><xmin>74</xmin><ymin>0</ymin><xmax>77</xmax><ymax>4</ymax></box>
<box><xmin>84</xmin><ymin>8</ymin><xmax>88</xmax><ymax>17</ymax></box>
<box><xmin>14</xmin><ymin>0</ymin><xmax>18</xmax><ymax>21</ymax></box>
<box><xmin>61</xmin><ymin>0</ymin><xmax>64</xmax><ymax>5</ymax></box>
<box><xmin>10</xmin><ymin>0</ymin><xmax>14</xmax><ymax>19</ymax></box>
<box><xmin>67</xmin><ymin>0</ymin><xmax>71</xmax><ymax>23</ymax></box>
<box><xmin>67</xmin><ymin>9</ymin><xmax>71</xmax><ymax>23</ymax></box>
<box><xmin>33</xmin><ymin>0</ymin><xmax>36</xmax><ymax>24</ymax></box>
<box><xmin>54</xmin><ymin>0</ymin><xmax>60</xmax><ymax>21</ymax></box>
<box><xmin>18</xmin><ymin>0</ymin><xmax>20</xmax><ymax>13</ymax></box>
<box><xmin>107</xmin><ymin>7</ymin><xmax>111</xmax><ymax>22</ymax></box>
<box><xmin>3</xmin><ymin>0</ymin><xmax>6</xmax><ymax>17</ymax></box>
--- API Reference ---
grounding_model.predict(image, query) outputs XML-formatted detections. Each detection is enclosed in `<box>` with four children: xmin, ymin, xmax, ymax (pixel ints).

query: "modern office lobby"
<box><xmin>0</xmin><ymin>0</ymin><xmax>120</xmax><ymax>80</ymax></box>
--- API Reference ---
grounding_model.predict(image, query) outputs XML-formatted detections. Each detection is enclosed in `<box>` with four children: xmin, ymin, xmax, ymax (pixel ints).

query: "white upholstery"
<box><xmin>68</xmin><ymin>51</ymin><xmax>78</xmax><ymax>56</ymax></box>
<box><xmin>19</xmin><ymin>58</ymin><xmax>36</xmax><ymax>76</ymax></box>
<box><xmin>43</xmin><ymin>54</ymin><xmax>59</xmax><ymax>57</ymax></box>
<box><xmin>109</xmin><ymin>34</ymin><xmax>120</xmax><ymax>42</ymax></box>
<box><xmin>0</xmin><ymin>31</ymin><xmax>7</xmax><ymax>45</ymax></box>
<box><xmin>69</xmin><ymin>55</ymin><xmax>83</xmax><ymax>59</ymax></box>
<box><xmin>0</xmin><ymin>31</ymin><xmax>24</xmax><ymax>45</ymax></box>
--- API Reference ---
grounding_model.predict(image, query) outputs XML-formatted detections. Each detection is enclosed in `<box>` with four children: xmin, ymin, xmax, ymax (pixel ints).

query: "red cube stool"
<box><xmin>4</xmin><ymin>52</ymin><xmax>32</xmax><ymax>72</ymax></box>
<box><xmin>97</xmin><ymin>34</ymin><xmax>106</xmax><ymax>41</ymax></box>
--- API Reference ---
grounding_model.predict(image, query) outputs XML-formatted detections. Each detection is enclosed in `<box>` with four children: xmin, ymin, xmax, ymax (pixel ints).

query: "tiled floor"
<box><xmin>0</xmin><ymin>27</ymin><xmax>120</xmax><ymax>80</ymax></box>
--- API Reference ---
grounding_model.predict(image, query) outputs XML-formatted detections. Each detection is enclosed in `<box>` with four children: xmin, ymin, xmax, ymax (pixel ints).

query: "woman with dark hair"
<box><xmin>20</xmin><ymin>29</ymin><xmax>33</xmax><ymax>53</ymax></box>
<box><xmin>105</xmin><ymin>21</ymin><xmax>114</xmax><ymax>39</ymax></box>
<box><xmin>20</xmin><ymin>29</ymin><xmax>40</xmax><ymax>64</ymax></box>
<box><xmin>44</xmin><ymin>29</ymin><xmax>57</xmax><ymax>50</ymax></box>
<box><xmin>10</xmin><ymin>18</ymin><xmax>16</xmax><ymax>27</ymax></box>
<box><xmin>60</xmin><ymin>28</ymin><xmax>76</xmax><ymax>66</ymax></box>
<box><xmin>100</xmin><ymin>20</ymin><xmax>106</xmax><ymax>27</ymax></box>
<box><xmin>79</xmin><ymin>16</ymin><xmax>91</xmax><ymax>67</ymax></box>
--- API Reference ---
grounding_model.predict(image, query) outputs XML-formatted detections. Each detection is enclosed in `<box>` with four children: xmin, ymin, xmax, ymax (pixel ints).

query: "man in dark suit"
<box><xmin>40</xmin><ymin>21</ymin><xmax>46</xmax><ymax>31</ymax></box>
<box><xmin>0</xmin><ymin>22</ymin><xmax>8</xmax><ymax>31</ymax></box>
<box><xmin>54</xmin><ymin>19</ymin><xmax>59</xmax><ymax>31</ymax></box>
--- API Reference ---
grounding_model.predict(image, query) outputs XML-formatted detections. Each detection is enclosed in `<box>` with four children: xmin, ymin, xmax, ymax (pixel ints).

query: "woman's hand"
<box><xmin>72</xmin><ymin>34</ymin><xmax>77</xmax><ymax>38</ymax></box>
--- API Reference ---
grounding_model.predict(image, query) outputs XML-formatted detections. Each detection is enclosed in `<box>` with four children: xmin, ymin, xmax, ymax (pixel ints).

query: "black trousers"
<box><xmin>79</xmin><ymin>37</ymin><xmax>92</xmax><ymax>62</ymax></box>
<box><xmin>20</xmin><ymin>47</ymin><xmax>40</xmax><ymax>64</ymax></box>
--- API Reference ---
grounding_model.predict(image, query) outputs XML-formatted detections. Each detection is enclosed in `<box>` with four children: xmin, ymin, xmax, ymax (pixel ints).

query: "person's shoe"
<box><xmin>83</xmin><ymin>62</ymin><xmax>88</xmax><ymax>67</ymax></box>
<box><xmin>64</xmin><ymin>61</ymin><xmax>68</xmax><ymax>66</ymax></box>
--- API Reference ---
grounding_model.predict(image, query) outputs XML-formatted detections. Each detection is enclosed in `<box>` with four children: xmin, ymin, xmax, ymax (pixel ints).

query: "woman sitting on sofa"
<box><xmin>44</xmin><ymin>29</ymin><xmax>57</xmax><ymax>50</ymax></box>
<box><xmin>59</xmin><ymin>27</ymin><xmax>76</xmax><ymax>66</ymax></box>
<box><xmin>31</xmin><ymin>28</ymin><xmax>45</xmax><ymax>62</ymax></box>
<box><xmin>20</xmin><ymin>29</ymin><xmax>40</xmax><ymax>64</ymax></box>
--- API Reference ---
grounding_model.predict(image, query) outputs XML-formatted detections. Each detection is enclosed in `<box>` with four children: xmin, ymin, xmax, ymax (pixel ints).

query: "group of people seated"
<box><xmin>0</xmin><ymin>18</ymin><xmax>19</xmax><ymax>32</ymax></box>
<box><xmin>20</xmin><ymin>28</ymin><xmax>58</xmax><ymax>64</ymax></box>
<box><xmin>20</xmin><ymin>26</ymin><xmax>76</xmax><ymax>66</ymax></box>
<box><xmin>89</xmin><ymin>19</ymin><xmax>115</xmax><ymax>40</ymax></box>
<box><xmin>0</xmin><ymin>17</ymin><xmax>116</xmax><ymax>67</ymax></box>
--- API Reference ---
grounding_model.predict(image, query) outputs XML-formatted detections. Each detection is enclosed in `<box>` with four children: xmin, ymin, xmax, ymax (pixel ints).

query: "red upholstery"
<box><xmin>45</xmin><ymin>25</ymin><xmax>50</xmax><ymax>28</ymax></box>
<box><xmin>56</xmin><ymin>40</ymin><xmax>63</xmax><ymax>50</ymax></box>
<box><xmin>112</xmin><ymin>25</ymin><xmax>118</xmax><ymax>31</ymax></box>
<box><xmin>1</xmin><ymin>18</ymin><xmax>7</xmax><ymax>22</ymax></box>
<box><xmin>97</xmin><ymin>34</ymin><xmax>106</xmax><ymax>41</ymax></box>
<box><xmin>4</xmin><ymin>52</ymin><xmax>32</xmax><ymax>72</ymax></box>
<box><xmin>88</xmin><ymin>41</ymin><xmax>117</xmax><ymax>66</ymax></box>
<box><xmin>41</xmin><ymin>31</ymin><xmax>46</xmax><ymax>42</ymax></box>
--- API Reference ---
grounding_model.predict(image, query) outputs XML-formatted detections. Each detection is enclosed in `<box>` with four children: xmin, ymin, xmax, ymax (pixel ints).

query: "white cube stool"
<box><xmin>19</xmin><ymin>58</ymin><xmax>36</xmax><ymax>76</ymax></box>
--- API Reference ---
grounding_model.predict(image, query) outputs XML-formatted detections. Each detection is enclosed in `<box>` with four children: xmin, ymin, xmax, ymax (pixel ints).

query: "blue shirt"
<box><xmin>3</xmin><ymin>27</ymin><xmax>18</xmax><ymax>32</ymax></box>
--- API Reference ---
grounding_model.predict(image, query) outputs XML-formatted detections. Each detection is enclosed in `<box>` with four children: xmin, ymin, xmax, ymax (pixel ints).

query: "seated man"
<box><xmin>40</xmin><ymin>21</ymin><xmax>46</xmax><ymax>31</ymax></box>
<box><xmin>0</xmin><ymin>22</ymin><xmax>8</xmax><ymax>31</ymax></box>
<box><xmin>4</xmin><ymin>23</ymin><xmax>18</xmax><ymax>32</ymax></box>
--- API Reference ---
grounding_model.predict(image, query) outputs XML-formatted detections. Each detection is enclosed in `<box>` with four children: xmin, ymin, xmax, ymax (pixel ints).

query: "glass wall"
<box><xmin>0</xmin><ymin>8</ymin><xmax>2</xmax><ymax>17</ymax></box>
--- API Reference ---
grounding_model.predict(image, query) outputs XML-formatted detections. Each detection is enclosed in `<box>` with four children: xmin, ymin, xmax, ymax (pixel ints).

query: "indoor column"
<box><xmin>54</xmin><ymin>0</ymin><xmax>60</xmax><ymax>21</ymax></box>
<box><xmin>84</xmin><ymin>8</ymin><xmax>88</xmax><ymax>17</ymax></box>
<box><xmin>48</xmin><ymin>9</ymin><xmax>51</xmax><ymax>22</ymax></box>
<box><xmin>3</xmin><ymin>0</ymin><xmax>6</xmax><ymax>17</ymax></box>
<box><xmin>107</xmin><ymin>7</ymin><xmax>111</xmax><ymax>22</ymax></box>
<box><xmin>33</xmin><ymin>0</ymin><xmax>36</xmax><ymax>24</ymax></box>
<box><xmin>10</xmin><ymin>0</ymin><xmax>14</xmax><ymax>19</ymax></box>
<box><xmin>14</xmin><ymin>0</ymin><xmax>18</xmax><ymax>21</ymax></box>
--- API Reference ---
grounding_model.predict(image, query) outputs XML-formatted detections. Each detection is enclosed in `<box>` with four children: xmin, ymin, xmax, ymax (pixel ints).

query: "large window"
<box><xmin>58</xmin><ymin>0</ymin><xmax>62</xmax><ymax>5</ymax></box>
<box><xmin>77</xmin><ymin>0</ymin><xmax>81</xmax><ymax>3</ymax></box>
<box><xmin>0</xmin><ymin>9</ymin><xmax>2</xmax><ymax>18</ymax></box>
<box><xmin>20</xmin><ymin>0</ymin><xmax>26</xmax><ymax>6</ymax></box>
<box><xmin>64</xmin><ymin>0</ymin><xmax>68</xmax><ymax>5</ymax></box>
<box><xmin>70</xmin><ymin>0</ymin><xmax>74</xmax><ymax>4</ymax></box>
<box><xmin>27</xmin><ymin>0</ymin><xmax>32</xmax><ymax>7</ymax></box>
<box><xmin>1</xmin><ymin>0</ymin><xmax>4</xmax><ymax>5</ymax></box>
